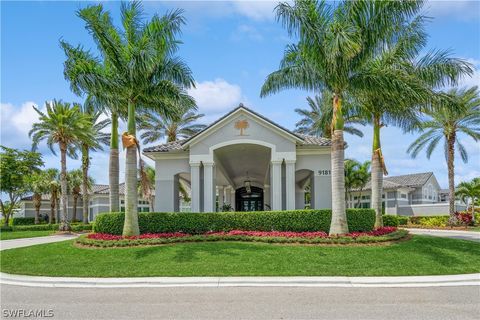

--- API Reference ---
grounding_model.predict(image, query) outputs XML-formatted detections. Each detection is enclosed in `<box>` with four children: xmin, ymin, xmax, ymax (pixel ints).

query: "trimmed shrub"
<box><xmin>409</xmin><ymin>215</ymin><xmax>449</xmax><ymax>227</ymax></box>
<box><xmin>12</xmin><ymin>217</ymin><xmax>36</xmax><ymax>225</ymax></box>
<box><xmin>93</xmin><ymin>209</ymin><xmax>376</xmax><ymax>235</ymax></box>
<box><xmin>397</xmin><ymin>216</ymin><xmax>409</xmax><ymax>225</ymax></box>
<box><xmin>382</xmin><ymin>215</ymin><xmax>399</xmax><ymax>227</ymax></box>
<box><xmin>0</xmin><ymin>225</ymin><xmax>13</xmax><ymax>232</ymax></box>
<box><xmin>10</xmin><ymin>223</ymin><xmax>92</xmax><ymax>232</ymax></box>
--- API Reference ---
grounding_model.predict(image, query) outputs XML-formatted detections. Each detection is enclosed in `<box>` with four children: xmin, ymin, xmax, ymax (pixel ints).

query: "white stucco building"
<box><xmin>144</xmin><ymin>104</ymin><xmax>333</xmax><ymax>212</ymax></box>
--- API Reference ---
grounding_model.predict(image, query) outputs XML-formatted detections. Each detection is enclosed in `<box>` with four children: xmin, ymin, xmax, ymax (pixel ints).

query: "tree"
<box><xmin>295</xmin><ymin>94</ymin><xmax>365</xmax><ymax>138</ymax></box>
<box><xmin>138</xmin><ymin>165</ymin><xmax>156</xmax><ymax>212</ymax></box>
<box><xmin>352</xmin><ymin>10</ymin><xmax>472</xmax><ymax>228</ymax></box>
<box><xmin>25</xmin><ymin>171</ymin><xmax>49</xmax><ymax>224</ymax></box>
<box><xmin>79</xmin><ymin>100</ymin><xmax>109</xmax><ymax>224</ymax></box>
<box><xmin>44</xmin><ymin>169</ymin><xmax>60</xmax><ymax>224</ymax></box>
<box><xmin>67</xmin><ymin>169</ymin><xmax>82</xmax><ymax>222</ymax></box>
<box><xmin>30</xmin><ymin>100</ymin><xmax>95</xmax><ymax>231</ymax></box>
<box><xmin>0</xmin><ymin>146</ymin><xmax>43</xmax><ymax>226</ymax></box>
<box><xmin>139</xmin><ymin>107</ymin><xmax>206</xmax><ymax>144</ymax></box>
<box><xmin>62</xmin><ymin>1</ymin><xmax>196</xmax><ymax>236</ymax></box>
<box><xmin>408</xmin><ymin>86</ymin><xmax>480</xmax><ymax>221</ymax></box>
<box><xmin>344</xmin><ymin>159</ymin><xmax>371</xmax><ymax>208</ymax></box>
<box><xmin>456</xmin><ymin>178</ymin><xmax>480</xmax><ymax>224</ymax></box>
<box><xmin>261</xmin><ymin>0</ymin><xmax>431</xmax><ymax>234</ymax></box>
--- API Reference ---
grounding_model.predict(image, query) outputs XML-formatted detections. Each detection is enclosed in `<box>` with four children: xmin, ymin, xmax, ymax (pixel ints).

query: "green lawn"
<box><xmin>1</xmin><ymin>235</ymin><xmax>479</xmax><ymax>277</ymax></box>
<box><xmin>0</xmin><ymin>230</ymin><xmax>55</xmax><ymax>240</ymax></box>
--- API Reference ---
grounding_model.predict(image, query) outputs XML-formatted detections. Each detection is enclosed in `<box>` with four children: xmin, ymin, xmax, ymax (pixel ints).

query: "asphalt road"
<box><xmin>1</xmin><ymin>285</ymin><xmax>479</xmax><ymax>320</ymax></box>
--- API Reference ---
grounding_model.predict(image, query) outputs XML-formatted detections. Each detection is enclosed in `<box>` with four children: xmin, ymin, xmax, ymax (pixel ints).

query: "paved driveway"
<box><xmin>0</xmin><ymin>234</ymin><xmax>79</xmax><ymax>251</ymax></box>
<box><xmin>405</xmin><ymin>228</ymin><xmax>480</xmax><ymax>242</ymax></box>
<box><xmin>1</xmin><ymin>284</ymin><xmax>479</xmax><ymax>320</ymax></box>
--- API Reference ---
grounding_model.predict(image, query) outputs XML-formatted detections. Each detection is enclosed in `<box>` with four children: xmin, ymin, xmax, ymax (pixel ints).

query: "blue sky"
<box><xmin>1</xmin><ymin>0</ymin><xmax>479</xmax><ymax>189</ymax></box>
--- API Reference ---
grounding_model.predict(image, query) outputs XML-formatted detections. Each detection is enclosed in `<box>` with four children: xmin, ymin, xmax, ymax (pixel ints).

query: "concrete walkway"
<box><xmin>404</xmin><ymin>228</ymin><xmax>480</xmax><ymax>242</ymax></box>
<box><xmin>0</xmin><ymin>234</ymin><xmax>79</xmax><ymax>251</ymax></box>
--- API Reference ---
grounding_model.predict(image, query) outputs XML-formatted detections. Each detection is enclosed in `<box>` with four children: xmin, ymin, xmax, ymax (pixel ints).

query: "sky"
<box><xmin>1</xmin><ymin>0</ymin><xmax>479</xmax><ymax>190</ymax></box>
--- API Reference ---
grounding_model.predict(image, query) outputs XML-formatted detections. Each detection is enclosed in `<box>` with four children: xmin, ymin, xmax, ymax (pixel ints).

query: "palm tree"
<box><xmin>408</xmin><ymin>86</ymin><xmax>480</xmax><ymax>221</ymax></box>
<box><xmin>344</xmin><ymin>159</ymin><xmax>371</xmax><ymax>208</ymax></box>
<box><xmin>138</xmin><ymin>165</ymin><xmax>156</xmax><ymax>212</ymax></box>
<box><xmin>62</xmin><ymin>2</ymin><xmax>195</xmax><ymax>236</ymax></box>
<box><xmin>261</xmin><ymin>0</ymin><xmax>432</xmax><ymax>234</ymax></box>
<box><xmin>26</xmin><ymin>171</ymin><xmax>49</xmax><ymax>224</ymax></box>
<box><xmin>139</xmin><ymin>107</ymin><xmax>206</xmax><ymax>144</ymax></box>
<box><xmin>79</xmin><ymin>100</ymin><xmax>109</xmax><ymax>224</ymax></box>
<box><xmin>44</xmin><ymin>168</ymin><xmax>60</xmax><ymax>224</ymax></box>
<box><xmin>67</xmin><ymin>169</ymin><xmax>83</xmax><ymax>222</ymax></box>
<box><xmin>30</xmin><ymin>101</ymin><xmax>95</xmax><ymax>231</ymax></box>
<box><xmin>456</xmin><ymin>178</ymin><xmax>480</xmax><ymax>224</ymax></box>
<box><xmin>295</xmin><ymin>94</ymin><xmax>364</xmax><ymax>138</ymax></box>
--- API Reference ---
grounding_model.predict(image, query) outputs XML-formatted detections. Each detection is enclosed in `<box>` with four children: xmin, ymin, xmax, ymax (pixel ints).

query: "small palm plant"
<box><xmin>344</xmin><ymin>159</ymin><xmax>371</xmax><ymax>208</ymax></box>
<box><xmin>295</xmin><ymin>94</ymin><xmax>365</xmax><ymax>138</ymax></box>
<box><xmin>139</xmin><ymin>107</ymin><xmax>206</xmax><ymax>144</ymax></box>
<box><xmin>456</xmin><ymin>178</ymin><xmax>480</xmax><ymax>224</ymax></box>
<box><xmin>30</xmin><ymin>101</ymin><xmax>95</xmax><ymax>231</ymax></box>
<box><xmin>408</xmin><ymin>86</ymin><xmax>480</xmax><ymax>220</ymax></box>
<box><xmin>44</xmin><ymin>168</ymin><xmax>60</xmax><ymax>224</ymax></box>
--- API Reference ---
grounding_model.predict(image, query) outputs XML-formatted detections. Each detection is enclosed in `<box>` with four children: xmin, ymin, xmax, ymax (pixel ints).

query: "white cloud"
<box><xmin>459</xmin><ymin>58</ymin><xmax>480</xmax><ymax>88</ymax></box>
<box><xmin>188</xmin><ymin>79</ymin><xmax>243</xmax><ymax>114</ymax></box>
<box><xmin>231</xmin><ymin>0</ymin><xmax>277</xmax><ymax>21</ymax></box>
<box><xmin>231</xmin><ymin>24</ymin><xmax>264</xmax><ymax>42</ymax></box>
<box><xmin>426</xmin><ymin>0</ymin><xmax>480</xmax><ymax>21</ymax></box>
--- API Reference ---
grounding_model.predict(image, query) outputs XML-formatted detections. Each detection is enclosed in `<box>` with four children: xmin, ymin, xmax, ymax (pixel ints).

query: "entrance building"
<box><xmin>144</xmin><ymin>104</ymin><xmax>333</xmax><ymax>212</ymax></box>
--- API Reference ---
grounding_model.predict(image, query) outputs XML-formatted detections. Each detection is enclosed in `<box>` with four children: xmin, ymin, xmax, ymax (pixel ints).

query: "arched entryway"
<box><xmin>235</xmin><ymin>186</ymin><xmax>263</xmax><ymax>211</ymax></box>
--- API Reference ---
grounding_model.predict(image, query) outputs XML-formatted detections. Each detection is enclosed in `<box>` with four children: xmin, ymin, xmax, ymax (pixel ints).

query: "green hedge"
<box><xmin>409</xmin><ymin>215</ymin><xmax>450</xmax><ymax>227</ymax></box>
<box><xmin>2</xmin><ymin>223</ymin><xmax>92</xmax><ymax>232</ymax></box>
<box><xmin>382</xmin><ymin>215</ymin><xmax>399</xmax><ymax>227</ymax></box>
<box><xmin>397</xmin><ymin>216</ymin><xmax>409</xmax><ymax>225</ymax></box>
<box><xmin>12</xmin><ymin>217</ymin><xmax>36</xmax><ymax>225</ymax></box>
<box><xmin>93</xmin><ymin>209</ymin><xmax>376</xmax><ymax>235</ymax></box>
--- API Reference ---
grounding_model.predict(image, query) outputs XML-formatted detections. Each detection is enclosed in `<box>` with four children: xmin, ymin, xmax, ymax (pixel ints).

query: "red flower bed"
<box><xmin>87</xmin><ymin>227</ymin><xmax>397</xmax><ymax>241</ymax></box>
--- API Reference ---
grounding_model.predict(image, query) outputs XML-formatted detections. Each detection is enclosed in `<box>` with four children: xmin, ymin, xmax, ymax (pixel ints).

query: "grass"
<box><xmin>0</xmin><ymin>230</ymin><xmax>55</xmax><ymax>240</ymax></box>
<box><xmin>1</xmin><ymin>235</ymin><xmax>479</xmax><ymax>277</ymax></box>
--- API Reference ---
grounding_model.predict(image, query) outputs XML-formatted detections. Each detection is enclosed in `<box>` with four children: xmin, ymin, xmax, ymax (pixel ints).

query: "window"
<box><xmin>400</xmin><ymin>193</ymin><xmax>407</xmax><ymax>199</ymax></box>
<box><xmin>361</xmin><ymin>195</ymin><xmax>370</xmax><ymax>200</ymax></box>
<box><xmin>361</xmin><ymin>203</ymin><xmax>370</xmax><ymax>208</ymax></box>
<box><xmin>120</xmin><ymin>200</ymin><xmax>125</xmax><ymax>204</ymax></box>
<box><xmin>120</xmin><ymin>207</ymin><xmax>125</xmax><ymax>212</ymax></box>
<box><xmin>353</xmin><ymin>196</ymin><xmax>358</xmax><ymax>200</ymax></box>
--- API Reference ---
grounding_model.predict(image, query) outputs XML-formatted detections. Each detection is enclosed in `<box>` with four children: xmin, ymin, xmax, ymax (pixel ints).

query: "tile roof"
<box><xmin>355</xmin><ymin>172</ymin><xmax>434</xmax><ymax>191</ymax></box>
<box><xmin>144</xmin><ymin>104</ymin><xmax>333</xmax><ymax>153</ymax></box>
<box><xmin>21</xmin><ymin>183</ymin><xmax>127</xmax><ymax>201</ymax></box>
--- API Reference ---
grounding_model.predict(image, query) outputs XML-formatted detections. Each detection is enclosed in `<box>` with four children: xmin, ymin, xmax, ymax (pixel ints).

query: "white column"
<box><xmin>263</xmin><ymin>184</ymin><xmax>270</xmax><ymax>210</ymax></box>
<box><xmin>203</xmin><ymin>161</ymin><xmax>215</xmax><ymax>212</ymax></box>
<box><xmin>230</xmin><ymin>188</ymin><xmax>236</xmax><ymax>210</ymax></box>
<box><xmin>218</xmin><ymin>185</ymin><xmax>225</xmax><ymax>211</ymax></box>
<box><xmin>190</xmin><ymin>162</ymin><xmax>201</xmax><ymax>212</ymax></box>
<box><xmin>270</xmin><ymin>160</ymin><xmax>282</xmax><ymax>211</ymax></box>
<box><xmin>285</xmin><ymin>160</ymin><xmax>296</xmax><ymax>210</ymax></box>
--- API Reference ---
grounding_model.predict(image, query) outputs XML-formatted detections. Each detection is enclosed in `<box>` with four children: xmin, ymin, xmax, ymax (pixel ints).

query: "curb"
<box><xmin>1</xmin><ymin>272</ymin><xmax>479</xmax><ymax>288</ymax></box>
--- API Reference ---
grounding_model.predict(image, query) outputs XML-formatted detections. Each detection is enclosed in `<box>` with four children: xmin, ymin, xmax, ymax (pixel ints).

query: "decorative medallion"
<box><xmin>234</xmin><ymin>119</ymin><xmax>249</xmax><ymax>136</ymax></box>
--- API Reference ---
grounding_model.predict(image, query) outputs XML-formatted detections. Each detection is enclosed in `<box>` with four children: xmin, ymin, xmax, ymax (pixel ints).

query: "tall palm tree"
<box><xmin>26</xmin><ymin>171</ymin><xmax>49</xmax><ymax>224</ymax></box>
<box><xmin>295</xmin><ymin>94</ymin><xmax>364</xmax><ymax>138</ymax></box>
<box><xmin>139</xmin><ymin>107</ymin><xmax>206</xmax><ymax>144</ymax></box>
<box><xmin>79</xmin><ymin>100</ymin><xmax>110</xmax><ymax>224</ymax></box>
<box><xmin>456</xmin><ymin>178</ymin><xmax>480</xmax><ymax>224</ymax></box>
<box><xmin>261</xmin><ymin>0</ymin><xmax>431</xmax><ymax>234</ymax></box>
<box><xmin>61</xmin><ymin>2</ymin><xmax>195</xmax><ymax>236</ymax></box>
<box><xmin>408</xmin><ymin>86</ymin><xmax>480</xmax><ymax>221</ymax></box>
<box><xmin>30</xmin><ymin>101</ymin><xmax>95</xmax><ymax>231</ymax></box>
<box><xmin>44</xmin><ymin>168</ymin><xmax>60</xmax><ymax>224</ymax></box>
<box><xmin>352</xmin><ymin>12</ymin><xmax>472</xmax><ymax>228</ymax></box>
<box><xmin>67</xmin><ymin>169</ymin><xmax>83</xmax><ymax>222</ymax></box>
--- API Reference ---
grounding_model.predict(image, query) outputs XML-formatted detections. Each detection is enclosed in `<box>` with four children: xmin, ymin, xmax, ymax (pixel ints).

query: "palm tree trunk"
<box><xmin>49</xmin><ymin>193</ymin><xmax>55</xmax><ymax>224</ymax></box>
<box><xmin>123</xmin><ymin>101</ymin><xmax>140</xmax><ymax>236</ymax></box>
<box><xmin>59</xmin><ymin>143</ymin><xmax>70</xmax><ymax>231</ymax></box>
<box><xmin>109</xmin><ymin>112</ymin><xmax>120</xmax><ymax>212</ymax></box>
<box><xmin>447</xmin><ymin>134</ymin><xmax>456</xmax><ymax>223</ymax></box>
<box><xmin>329</xmin><ymin>95</ymin><xmax>348</xmax><ymax>235</ymax></box>
<box><xmin>371</xmin><ymin>116</ymin><xmax>384</xmax><ymax>228</ymax></box>
<box><xmin>82</xmin><ymin>145</ymin><xmax>90</xmax><ymax>224</ymax></box>
<box><xmin>33</xmin><ymin>193</ymin><xmax>41</xmax><ymax>224</ymax></box>
<box><xmin>72</xmin><ymin>194</ymin><xmax>78</xmax><ymax>222</ymax></box>
<box><xmin>55</xmin><ymin>196</ymin><xmax>60</xmax><ymax>224</ymax></box>
<box><xmin>356</xmin><ymin>189</ymin><xmax>363</xmax><ymax>208</ymax></box>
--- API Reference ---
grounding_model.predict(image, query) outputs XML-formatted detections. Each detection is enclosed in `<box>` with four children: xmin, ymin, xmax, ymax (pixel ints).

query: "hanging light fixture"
<box><xmin>244</xmin><ymin>171</ymin><xmax>251</xmax><ymax>194</ymax></box>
